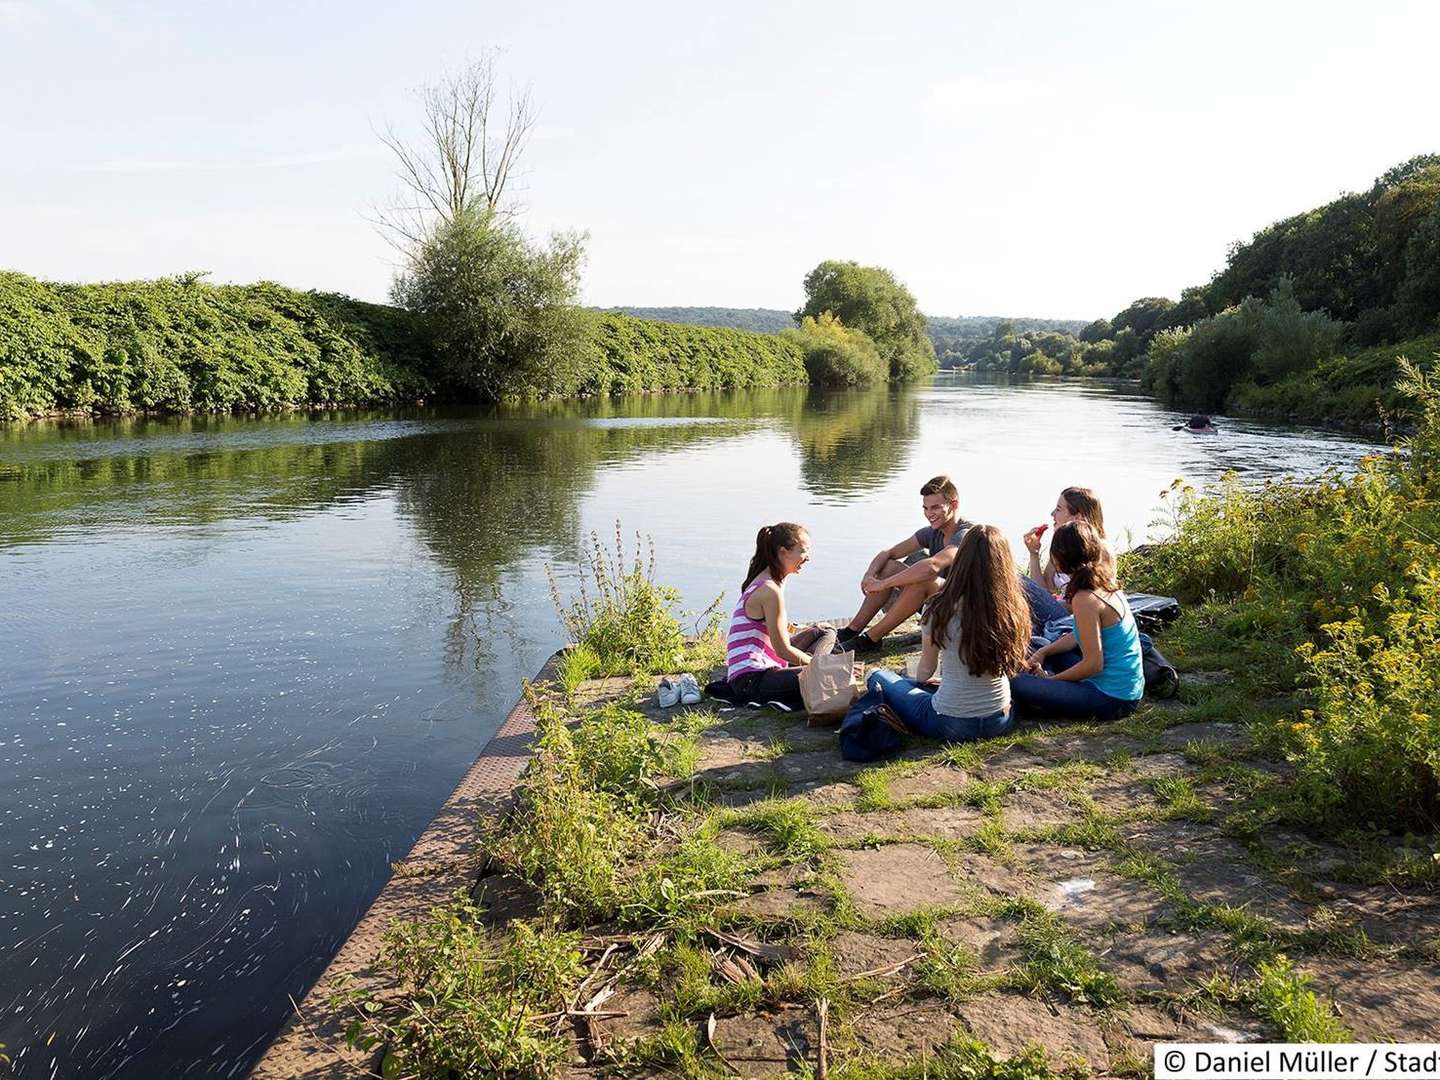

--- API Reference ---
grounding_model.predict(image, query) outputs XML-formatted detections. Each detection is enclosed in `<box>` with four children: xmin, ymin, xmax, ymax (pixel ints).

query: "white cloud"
<box><xmin>930</xmin><ymin>77</ymin><xmax>1055</xmax><ymax>111</ymax></box>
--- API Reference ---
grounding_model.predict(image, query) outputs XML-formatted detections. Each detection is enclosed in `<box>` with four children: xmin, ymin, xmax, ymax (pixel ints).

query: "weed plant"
<box><xmin>1126</xmin><ymin>360</ymin><xmax>1440</xmax><ymax>833</ymax></box>
<box><xmin>548</xmin><ymin>525</ymin><xmax>688</xmax><ymax>676</ymax></box>
<box><xmin>1248</xmin><ymin>957</ymin><xmax>1349</xmax><ymax>1042</ymax></box>
<box><xmin>332</xmin><ymin>900</ymin><xmax>584</xmax><ymax>1078</ymax></box>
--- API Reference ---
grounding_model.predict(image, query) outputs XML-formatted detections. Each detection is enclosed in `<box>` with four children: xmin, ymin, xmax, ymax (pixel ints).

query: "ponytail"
<box><xmin>743</xmin><ymin>522</ymin><xmax>805</xmax><ymax>591</ymax></box>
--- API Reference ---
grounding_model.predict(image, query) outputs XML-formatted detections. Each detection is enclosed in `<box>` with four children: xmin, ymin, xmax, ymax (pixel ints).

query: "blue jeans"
<box><xmin>866</xmin><ymin>669</ymin><xmax>1014</xmax><ymax>743</ymax></box>
<box><xmin>1009</xmin><ymin>646</ymin><xmax>1140</xmax><ymax>722</ymax></box>
<box><xmin>1020</xmin><ymin>574</ymin><xmax>1070</xmax><ymax>635</ymax></box>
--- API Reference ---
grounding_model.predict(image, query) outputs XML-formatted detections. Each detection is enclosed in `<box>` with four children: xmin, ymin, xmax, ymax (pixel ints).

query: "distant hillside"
<box><xmin>603</xmin><ymin>307</ymin><xmax>1088</xmax><ymax>352</ymax></box>
<box><xmin>604</xmin><ymin>306</ymin><xmax>796</xmax><ymax>334</ymax></box>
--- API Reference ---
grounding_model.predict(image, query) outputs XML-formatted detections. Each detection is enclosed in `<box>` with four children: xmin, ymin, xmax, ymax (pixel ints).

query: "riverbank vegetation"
<box><xmin>0</xmin><ymin>267</ymin><xmax>813</xmax><ymax>420</ymax></box>
<box><xmin>796</xmin><ymin>260</ymin><xmax>938</xmax><ymax>382</ymax></box>
<box><xmin>949</xmin><ymin>155</ymin><xmax>1440</xmax><ymax>428</ymax></box>
<box><xmin>0</xmin><ymin>271</ymin><xmax>436</xmax><ymax>421</ymax></box>
<box><xmin>1126</xmin><ymin>360</ymin><xmax>1440</xmax><ymax>833</ymax></box>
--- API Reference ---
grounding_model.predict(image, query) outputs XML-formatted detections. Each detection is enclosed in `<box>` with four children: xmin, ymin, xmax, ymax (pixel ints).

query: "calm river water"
<box><xmin>0</xmin><ymin>375</ymin><xmax>1380</xmax><ymax>1078</ymax></box>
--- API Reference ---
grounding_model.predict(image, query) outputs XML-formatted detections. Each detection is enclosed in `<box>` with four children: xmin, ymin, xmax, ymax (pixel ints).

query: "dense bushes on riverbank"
<box><xmin>1127</xmin><ymin>361</ymin><xmax>1440</xmax><ymax>833</ymax></box>
<box><xmin>0</xmin><ymin>271</ymin><xmax>436</xmax><ymax>420</ymax></box>
<box><xmin>579</xmin><ymin>312</ymin><xmax>806</xmax><ymax>394</ymax></box>
<box><xmin>1226</xmin><ymin>332</ymin><xmax>1440</xmax><ymax>428</ymax></box>
<box><xmin>0</xmin><ymin>273</ymin><xmax>812</xmax><ymax>419</ymax></box>
<box><xmin>943</xmin><ymin>155</ymin><xmax>1440</xmax><ymax>427</ymax></box>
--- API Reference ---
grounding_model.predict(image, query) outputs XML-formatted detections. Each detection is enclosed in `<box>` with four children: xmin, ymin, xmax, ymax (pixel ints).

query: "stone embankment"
<box><xmin>253</xmin><ymin>626</ymin><xmax>1440</xmax><ymax>1078</ymax></box>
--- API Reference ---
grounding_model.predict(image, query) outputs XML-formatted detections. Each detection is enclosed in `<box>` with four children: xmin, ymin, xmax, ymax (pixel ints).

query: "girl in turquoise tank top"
<box><xmin>1010</xmin><ymin>521</ymin><xmax>1144</xmax><ymax>722</ymax></box>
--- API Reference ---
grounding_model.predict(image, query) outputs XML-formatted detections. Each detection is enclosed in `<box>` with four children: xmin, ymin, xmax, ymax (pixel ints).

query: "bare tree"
<box><xmin>376</xmin><ymin>54</ymin><xmax>536</xmax><ymax>256</ymax></box>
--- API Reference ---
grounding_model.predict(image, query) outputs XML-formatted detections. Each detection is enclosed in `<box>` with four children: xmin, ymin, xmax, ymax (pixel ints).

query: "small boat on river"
<box><xmin>1175</xmin><ymin>414</ymin><xmax>1218</xmax><ymax>435</ymax></box>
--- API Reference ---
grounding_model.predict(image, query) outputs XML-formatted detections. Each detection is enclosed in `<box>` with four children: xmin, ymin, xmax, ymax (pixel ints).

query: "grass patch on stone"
<box><xmin>1009</xmin><ymin>904</ymin><xmax>1122</xmax><ymax>1008</ymax></box>
<box><xmin>722</xmin><ymin>798</ymin><xmax>826</xmax><ymax>860</ymax></box>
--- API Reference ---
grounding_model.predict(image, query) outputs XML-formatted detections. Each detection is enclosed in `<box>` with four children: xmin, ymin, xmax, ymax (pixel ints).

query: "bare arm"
<box><xmin>866</xmin><ymin>544</ymin><xmax>956</xmax><ymax>594</ymax></box>
<box><xmin>915</xmin><ymin>624</ymin><xmax>941</xmax><ymax>682</ymax></box>
<box><xmin>1048</xmin><ymin>592</ymin><xmax>1104</xmax><ymax>681</ymax></box>
<box><xmin>756</xmin><ymin>584</ymin><xmax>811</xmax><ymax>666</ymax></box>
<box><xmin>864</xmin><ymin>535</ymin><xmax>922</xmax><ymax>578</ymax></box>
<box><xmin>1023</xmin><ymin>527</ymin><xmax>1056</xmax><ymax>590</ymax></box>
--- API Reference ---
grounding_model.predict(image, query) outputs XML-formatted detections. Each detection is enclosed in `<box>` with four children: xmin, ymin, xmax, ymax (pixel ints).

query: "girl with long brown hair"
<box><xmin>1024</xmin><ymin>485</ymin><xmax>1105</xmax><ymax>594</ymax></box>
<box><xmin>1010</xmin><ymin>520</ymin><xmax>1144</xmax><ymax>721</ymax></box>
<box><xmin>864</xmin><ymin>525</ymin><xmax>1029</xmax><ymax>743</ymax></box>
<box><xmin>725</xmin><ymin>523</ymin><xmax>837</xmax><ymax>711</ymax></box>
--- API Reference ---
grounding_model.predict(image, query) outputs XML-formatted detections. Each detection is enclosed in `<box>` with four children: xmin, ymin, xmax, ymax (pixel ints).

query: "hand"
<box><xmin>862</xmin><ymin>575</ymin><xmax>887</xmax><ymax>596</ymax></box>
<box><xmin>1024</xmin><ymin>652</ymin><xmax>1045</xmax><ymax>674</ymax></box>
<box><xmin>1023</xmin><ymin>525</ymin><xmax>1046</xmax><ymax>555</ymax></box>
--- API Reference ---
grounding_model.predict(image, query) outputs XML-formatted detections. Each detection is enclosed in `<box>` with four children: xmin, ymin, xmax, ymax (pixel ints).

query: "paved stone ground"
<box><xmin>545</xmin><ymin>622</ymin><xmax>1440</xmax><ymax>1077</ymax></box>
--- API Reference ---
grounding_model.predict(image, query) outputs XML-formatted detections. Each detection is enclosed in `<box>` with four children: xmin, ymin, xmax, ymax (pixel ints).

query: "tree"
<box><xmin>391</xmin><ymin>209</ymin><xmax>587</xmax><ymax>399</ymax></box>
<box><xmin>377</xmin><ymin>55</ymin><xmax>536</xmax><ymax>255</ymax></box>
<box><xmin>1397</xmin><ymin>200</ymin><xmax>1440</xmax><ymax>333</ymax></box>
<box><xmin>1111</xmin><ymin>296</ymin><xmax>1176</xmax><ymax>340</ymax></box>
<box><xmin>783</xmin><ymin>313</ymin><xmax>887</xmax><ymax>386</ymax></box>
<box><xmin>796</xmin><ymin>260</ymin><xmax>937</xmax><ymax>381</ymax></box>
<box><xmin>379</xmin><ymin>58</ymin><xmax>589</xmax><ymax>400</ymax></box>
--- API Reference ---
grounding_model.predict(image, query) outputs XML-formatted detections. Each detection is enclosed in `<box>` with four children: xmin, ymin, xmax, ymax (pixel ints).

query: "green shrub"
<box><xmin>796</xmin><ymin>259</ymin><xmax>938</xmax><ymax>381</ymax></box>
<box><xmin>1127</xmin><ymin>360</ymin><xmax>1440</xmax><ymax>832</ymax></box>
<box><xmin>548</xmin><ymin>526</ymin><xmax>687</xmax><ymax>676</ymax></box>
<box><xmin>0</xmin><ymin>271</ymin><xmax>434</xmax><ymax>419</ymax></box>
<box><xmin>391</xmin><ymin>208</ymin><xmax>590</xmax><ymax>400</ymax></box>
<box><xmin>1250</xmin><ymin>957</ymin><xmax>1348</xmax><ymax>1042</ymax></box>
<box><xmin>334</xmin><ymin>900</ymin><xmax>585</xmax><ymax>1078</ymax></box>
<box><xmin>489</xmin><ymin>699</ymin><xmax>642</xmax><ymax>920</ymax></box>
<box><xmin>1141</xmin><ymin>279</ymin><xmax>1344</xmax><ymax>410</ymax></box>
<box><xmin>783</xmin><ymin>312</ymin><xmax>887</xmax><ymax>386</ymax></box>
<box><xmin>581</xmin><ymin>310</ymin><xmax>806</xmax><ymax>395</ymax></box>
<box><xmin>1229</xmin><ymin>333</ymin><xmax>1440</xmax><ymax>426</ymax></box>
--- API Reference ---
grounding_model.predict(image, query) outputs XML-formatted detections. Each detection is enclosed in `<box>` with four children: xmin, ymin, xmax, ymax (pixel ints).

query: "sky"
<box><xmin>2</xmin><ymin>0</ymin><xmax>1438</xmax><ymax>321</ymax></box>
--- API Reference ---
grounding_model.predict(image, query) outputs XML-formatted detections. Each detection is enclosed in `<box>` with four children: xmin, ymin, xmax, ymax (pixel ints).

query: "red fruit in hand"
<box><xmin>1033</xmin><ymin>523</ymin><xmax>1048</xmax><ymax>536</ymax></box>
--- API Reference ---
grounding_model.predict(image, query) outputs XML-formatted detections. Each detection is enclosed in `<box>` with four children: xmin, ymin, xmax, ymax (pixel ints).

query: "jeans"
<box><xmin>866</xmin><ymin>669</ymin><xmax>1014</xmax><ymax>743</ymax></box>
<box><xmin>1010</xmin><ymin>674</ymin><xmax>1138</xmax><ymax>721</ymax></box>
<box><xmin>1020</xmin><ymin>574</ymin><xmax>1070</xmax><ymax>635</ymax></box>
<box><xmin>1009</xmin><ymin>644</ymin><xmax>1140</xmax><ymax>722</ymax></box>
<box><xmin>728</xmin><ymin>625</ymin><xmax>839</xmax><ymax>711</ymax></box>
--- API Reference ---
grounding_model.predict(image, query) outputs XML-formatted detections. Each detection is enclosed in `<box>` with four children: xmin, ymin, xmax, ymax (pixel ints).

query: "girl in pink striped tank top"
<box><xmin>727</xmin><ymin>523</ymin><xmax>837</xmax><ymax>711</ymax></box>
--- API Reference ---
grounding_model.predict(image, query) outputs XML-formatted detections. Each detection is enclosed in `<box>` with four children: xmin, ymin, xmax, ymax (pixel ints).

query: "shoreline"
<box><xmin>257</xmin><ymin>622</ymin><xmax>1440</xmax><ymax>1077</ymax></box>
<box><xmin>248</xmin><ymin>650</ymin><xmax>566</xmax><ymax>1079</ymax></box>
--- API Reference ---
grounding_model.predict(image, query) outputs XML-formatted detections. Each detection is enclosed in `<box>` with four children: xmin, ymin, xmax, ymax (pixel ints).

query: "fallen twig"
<box><xmin>706</xmin><ymin>1013</ymin><xmax>741</xmax><ymax>1076</ymax></box>
<box><xmin>844</xmin><ymin>953</ymin><xmax>920</xmax><ymax>982</ymax></box>
<box><xmin>287</xmin><ymin>993</ymin><xmax>386</xmax><ymax>1077</ymax></box>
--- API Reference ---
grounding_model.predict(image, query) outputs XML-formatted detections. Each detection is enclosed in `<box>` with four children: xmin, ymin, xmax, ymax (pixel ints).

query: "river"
<box><xmin>0</xmin><ymin>375</ymin><xmax>1381</xmax><ymax>1078</ymax></box>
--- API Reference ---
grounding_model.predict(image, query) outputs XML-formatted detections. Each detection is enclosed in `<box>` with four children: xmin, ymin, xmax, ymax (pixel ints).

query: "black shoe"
<box><xmin>836</xmin><ymin>626</ymin><xmax>860</xmax><ymax>646</ymax></box>
<box><xmin>848</xmin><ymin>633</ymin><xmax>883</xmax><ymax>656</ymax></box>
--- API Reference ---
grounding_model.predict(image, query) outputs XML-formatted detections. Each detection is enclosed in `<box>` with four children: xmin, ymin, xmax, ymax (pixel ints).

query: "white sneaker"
<box><xmin>657</xmin><ymin>677</ymin><xmax>682</xmax><ymax>708</ymax></box>
<box><xmin>678</xmin><ymin>673</ymin><xmax>702</xmax><ymax>705</ymax></box>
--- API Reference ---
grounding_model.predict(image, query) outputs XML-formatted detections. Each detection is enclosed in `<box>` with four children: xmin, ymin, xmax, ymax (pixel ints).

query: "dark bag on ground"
<box><xmin>1140</xmin><ymin>634</ymin><xmax>1180</xmax><ymax>699</ymax></box>
<box><xmin>838</xmin><ymin>687</ymin><xmax>903</xmax><ymax>762</ymax></box>
<box><xmin>1127</xmin><ymin>592</ymin><xmax>1181</xmax><ymax>636</ymax></box>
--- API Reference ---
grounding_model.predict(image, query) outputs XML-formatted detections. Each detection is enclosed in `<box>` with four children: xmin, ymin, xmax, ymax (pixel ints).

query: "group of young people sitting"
<box><xmin>723</xmin><ymin>476</ymin><xmax>1146</xmax><ymax>746</ymax></box>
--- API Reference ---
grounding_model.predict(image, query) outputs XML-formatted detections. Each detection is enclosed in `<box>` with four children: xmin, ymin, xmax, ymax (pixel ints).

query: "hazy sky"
<box><xmin>3</xmin><ymin>0</ymin><xmax>1438</xmax><ymax>319</ymax></box>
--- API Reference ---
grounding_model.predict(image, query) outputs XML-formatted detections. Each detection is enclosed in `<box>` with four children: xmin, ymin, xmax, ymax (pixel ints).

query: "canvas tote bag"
<box><xmin>799</xmin><ymin>649</ymin><xmax>861</xmax><ymax>719</ymax></box>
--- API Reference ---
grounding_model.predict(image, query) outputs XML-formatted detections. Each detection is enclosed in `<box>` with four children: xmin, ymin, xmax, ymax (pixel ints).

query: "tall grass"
<box><xmin>548</xmin><ymin>524</ymin><xmax>688</xmax><ymax>677</ymax></box>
